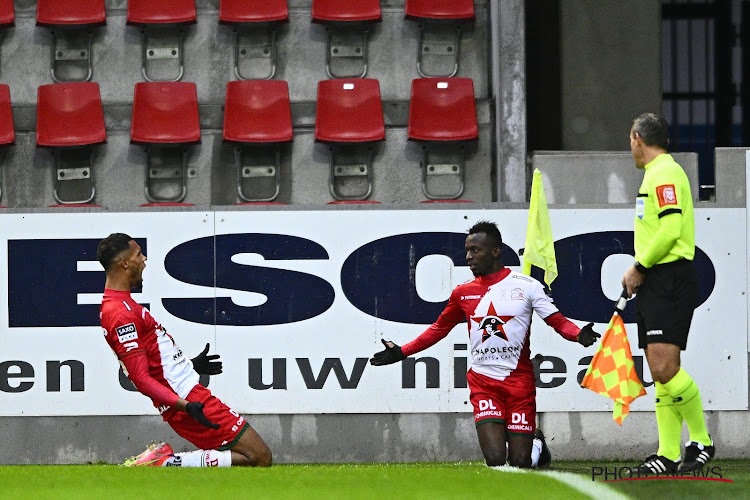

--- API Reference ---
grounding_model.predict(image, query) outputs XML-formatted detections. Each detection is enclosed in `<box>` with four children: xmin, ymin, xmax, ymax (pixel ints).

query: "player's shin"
<box><xmin>162</xmin><ymin>449</ymin><xmax>232</xmax><ymax>467</ymax></box>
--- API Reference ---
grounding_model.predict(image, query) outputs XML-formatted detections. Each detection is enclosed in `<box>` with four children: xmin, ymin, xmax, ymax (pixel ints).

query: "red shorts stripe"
<box><xmin>467</xmin><ymin>369</ymin><xmax>536</xmax><ymax>435</ymax></box>
<box><xmin>165</xmin><ymin>384</ymin><xmax>247</xmax><ymax>451</ymax></box>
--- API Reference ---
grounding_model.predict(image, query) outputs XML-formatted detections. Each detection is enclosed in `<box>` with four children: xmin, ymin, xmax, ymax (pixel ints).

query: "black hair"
<box><xmin>468</xmin><ymin>220</ymin><xmax>502</xmax><ymax>250</ymax></box>
<box><xmin>632</xmin><ymin>112</ymin><xmax>669</xmax><ymax>150</ymax></box>
<box><xmin>97</xmin><ymin>233</ymin><xmax>133</xmax><ymax>271</ymax></box>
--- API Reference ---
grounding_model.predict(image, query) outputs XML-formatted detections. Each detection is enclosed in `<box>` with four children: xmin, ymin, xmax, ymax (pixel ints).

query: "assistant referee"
<box><xmin>622</xmin><ymin>113</ymin><xmax>713</xmax><ymax>475</ymax></box>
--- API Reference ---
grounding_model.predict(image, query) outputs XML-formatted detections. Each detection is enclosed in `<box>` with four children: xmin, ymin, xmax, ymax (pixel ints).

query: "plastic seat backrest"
<box><xmin>219</xmin><ymin>0</ymin><xmax>289</xmax><ymax>23</ymax></box>
<box><xmin>127</xmin><ymin>0</ymin><xmax>196</xmax><ymax>24</ymax></box>
<box><xmin>405</xmin><ymin>0</ymin><xmax>474</xmax><ymax>20</ymax></box>
<box><xmin>131</xmin><ymin>82</ymin><xmax>200</xmax><ymax>144</ymax></box>
<box><xmin>223</xmin><ymin>80</ymin><xmax>293</xmax><ymax>143</ymax></box>
<box><xmin>36</xmin><ymin>82</ymin><xmax>106</xmax><ymax>147</ymax></box>
<box><xmin>37</xmin><ymin>0</ymin><xmax>106</xmax><ymax>26</ymax></box>
<box><xmin>408</xmin><ymin>77</ymin><xmax>478</xmax><ymax>142</ymax></box>
<box><xmin>315</xmin><ymin>78</ymin><xmax>385</xmax><ymax>143</ymax></box>
<box><xmin>0</xmin><ymin>84</ymin><xmax>14</xmax><ymax>145</ymax></box>
<box><xmin>0</xmin><ymin>0</ymin><xmax>14</xmax><ymax>26</ymax></box>
<box><xmin>311</xmin><ymin>0</ymin><xmax>381</xmax><ymax>23</ymax></box>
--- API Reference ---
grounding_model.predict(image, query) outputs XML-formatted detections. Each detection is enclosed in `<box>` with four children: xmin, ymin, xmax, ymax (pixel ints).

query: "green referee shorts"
<box><xmin>636</xmin><ymin>259</ymin><xmax>698</xmax><ymax>350</ymax></box>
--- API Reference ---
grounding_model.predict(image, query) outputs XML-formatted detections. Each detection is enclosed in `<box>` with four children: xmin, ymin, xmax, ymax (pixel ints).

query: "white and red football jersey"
<box><xmin>402</xmin><ymin>268</ymin><xmax>578</xmax><ymax>381</ymax></box>
<box><xmin>100</xmin><ymin>289</ymin><xmax>199</xmax><ymax>413</ymax></box>
<box><xmin>468</xmin><ymin>271</ymin><xmax>558</xmax><ymax>380</ymax></box>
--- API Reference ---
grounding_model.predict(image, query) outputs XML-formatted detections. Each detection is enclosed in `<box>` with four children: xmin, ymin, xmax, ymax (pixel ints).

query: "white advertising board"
<box><xmin>0</xmin><ymin>208</ymin><xmax>746</xmax><ymax>416</ymax></box>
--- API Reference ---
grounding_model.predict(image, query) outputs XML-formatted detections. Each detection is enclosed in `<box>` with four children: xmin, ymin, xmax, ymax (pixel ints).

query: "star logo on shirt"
<box><xmin>472</xmin><ymin>302</ymin><xmax>514</xmax><ymax>342</ymax></box>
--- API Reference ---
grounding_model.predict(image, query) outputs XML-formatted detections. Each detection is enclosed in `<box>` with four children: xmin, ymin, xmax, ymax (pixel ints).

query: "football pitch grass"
<box><xmin>1</xmin><ymin>459</ymin><xmax>748</xmax><ymax>499</ymax></box>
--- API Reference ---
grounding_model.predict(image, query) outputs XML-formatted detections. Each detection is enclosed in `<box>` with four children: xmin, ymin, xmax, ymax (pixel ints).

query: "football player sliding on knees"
<box><xmin>370</xmin><ymin>221</ymin><xmax>600</xmax><ymax>468</ymax></box>
<box><xmin>97</xmin><ymin>233</ymin><xmax>272</xmax><ymax>468</ymax></box>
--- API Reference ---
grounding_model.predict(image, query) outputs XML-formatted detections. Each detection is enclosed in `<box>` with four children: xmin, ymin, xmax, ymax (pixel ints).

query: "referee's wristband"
<box><xmin>634</xmin><ymin>261</ymin><xmax>648</xmax><ymax>273</ymax></box>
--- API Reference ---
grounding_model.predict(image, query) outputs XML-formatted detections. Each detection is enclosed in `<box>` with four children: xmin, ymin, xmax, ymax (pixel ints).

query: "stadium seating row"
<box><xmin>1</xmin><ymin>0</ymin><xmax>476</xmax><ymax>83</ymax></box>
<box><xmin>0</xmin><ymin>77</ymin><xmax>478</xmax><ymax>206</ymax></box>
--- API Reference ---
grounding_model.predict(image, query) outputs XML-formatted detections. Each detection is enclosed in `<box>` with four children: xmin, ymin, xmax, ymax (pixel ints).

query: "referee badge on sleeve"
<box><xmin>656</xmin><ymin>184</ymin><xmax>678</xmax><ymax>207</ymax></box>
<box><xmin>636</xmin><ymin>198</ymin><xmax>645</xmax><ymax>220</ymax></box>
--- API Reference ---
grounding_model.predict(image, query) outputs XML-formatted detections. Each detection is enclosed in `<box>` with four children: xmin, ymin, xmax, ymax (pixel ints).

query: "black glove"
<box><xmin>185</xmin><ymin>402</ymin><xmax>220</xmax><ymax>429</ymax></box>
<box><xmin>369</xmin><ymin>339</ymin><xmax>406</xmax><ymax>366</ymax></box>
<box><xmin>191</xmin><ymin>343</ymin><xmax>223</xmax><ymax>375</ymax></box>
<box><xmin>577</xmin><ymin>322</ymin><xmax>601</xmax><ymax>347</ymax></box>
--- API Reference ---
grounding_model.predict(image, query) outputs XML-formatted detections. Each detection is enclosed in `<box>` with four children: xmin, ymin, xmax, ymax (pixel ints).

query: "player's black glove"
<box><xmin>577</xmin><ymin>323</ymin><xmax>601</xmax><ymax>347</ymax></box>
<box><xmin>369</xmin><ymin>339</ymin><xmax>406</xmax><ymax>366</ymax></box>
<box><xmin>185</xmin><ymin>402</ymin><xmax>220</xmax><ymax>429</ymax></box>
<box><xmin>191</xmin><ymin>343</ymin><xmax>223</xmax><ymax>375</ymax></box>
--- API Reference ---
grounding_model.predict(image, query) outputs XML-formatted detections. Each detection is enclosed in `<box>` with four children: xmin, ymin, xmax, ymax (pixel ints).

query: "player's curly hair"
<box><xmin>97</xmin><ymin>233</ymin><xmax>134</xmax><ymax>271</ymax></box>
<box><xmin>468</xmin><ymin>220</ymin><xmax>502</xmax><ymax>250</ymax></box>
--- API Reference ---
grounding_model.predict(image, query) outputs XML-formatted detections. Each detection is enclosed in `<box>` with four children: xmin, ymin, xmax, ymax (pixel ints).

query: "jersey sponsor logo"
<box><xmin>115</xmin><ymin>322</ymin><xmax>138</xmax><ymax>342</ymax></box>
<box><xmin>656</xmin><ymin>184</ymin><xmax>678</xmax><ymax>207</ymax></box>
<box><xmin>472</xmin><ymin>302</ymin><xmax>514</xmax><ymax>342</ymax></box>
<box><xmin>646</xmin><ymin>329</ymin><xmax>664</xmax><ymax>336</ymax></box>
<box><xmin>461</xmin><ymin>295</ymin><xmax>482</xmax><ymax>300</ymax></box>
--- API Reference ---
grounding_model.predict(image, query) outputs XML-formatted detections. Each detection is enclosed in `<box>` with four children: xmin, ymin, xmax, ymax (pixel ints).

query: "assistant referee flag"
<box><xmin>522</xmin><ymin>168</ymin><xmax>557</xmax><ymax>287</ymax></box>
<box><xmin>581</xmin><ymin>311</ymin><xmax>646</xmax><ymax>425</ymax></box>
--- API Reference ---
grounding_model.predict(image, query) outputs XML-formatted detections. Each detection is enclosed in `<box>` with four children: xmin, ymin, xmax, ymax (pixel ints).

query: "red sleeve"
<box><xmin>402</xmin><ymin>289</ymin><xmax>465</xmax><ymax>357</ymax></box>
<box><xmin>121</xmin><ymin>353</ymin><xmax>179</xmax><ymax>407</ymax></box>
<box><xmin>543</xmin><ymin>312</ymin><xmax>580</xmax><ymax>342</ymax></box>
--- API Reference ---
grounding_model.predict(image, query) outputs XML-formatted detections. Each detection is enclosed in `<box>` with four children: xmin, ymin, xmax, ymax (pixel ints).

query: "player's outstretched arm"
<box><xmin>369</xmin><ymin>339</ymin><xmax>406</xmax><ymax>366</ymax></box>
<box><xmin>576</xmin><ymin>323</ymin><xmax>601</xmax><ymax>347</ymax></box>
<box><xmin>191</xmin><ymin>343</ymin><xmax>223</xmax><ymax>375</ymax></box>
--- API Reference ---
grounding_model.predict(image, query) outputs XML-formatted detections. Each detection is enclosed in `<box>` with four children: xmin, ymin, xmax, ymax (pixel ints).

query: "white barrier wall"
<box><xmin>0</xmin><ymin>208</ymin><xmax>746</xmax><ymax>417</ymax></box>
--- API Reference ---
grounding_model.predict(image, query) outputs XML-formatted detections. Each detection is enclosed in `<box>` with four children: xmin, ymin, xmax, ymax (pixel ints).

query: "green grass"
<box><xmin>1</xmin><ymin>460</ymin><xmax>748</xmax><ymax>499</ymax></box>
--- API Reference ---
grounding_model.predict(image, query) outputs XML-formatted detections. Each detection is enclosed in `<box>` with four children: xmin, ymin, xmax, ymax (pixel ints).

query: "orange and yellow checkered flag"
<box><xmin>580</xmin><ymin>310</ymin><xmax>646</xmax><ymax>425</ymax></box>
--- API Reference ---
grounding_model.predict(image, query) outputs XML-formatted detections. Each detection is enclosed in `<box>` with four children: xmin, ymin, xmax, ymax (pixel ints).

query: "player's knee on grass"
<box><xmin>483</xmin><ymin>452</ymin><xmax>506</xmax><ymax>467</ymax></box>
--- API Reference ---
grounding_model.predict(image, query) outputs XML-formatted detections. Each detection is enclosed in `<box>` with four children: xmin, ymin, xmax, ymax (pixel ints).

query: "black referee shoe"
<box><xmin>634</xmin><ymin>453</ymin><xmax>680</xmax><ymax>476</ymax></box>
<box><xmin>678</xmin><ymin>439</ymin><xmax>715</xmax><ymax>472</ymax></box>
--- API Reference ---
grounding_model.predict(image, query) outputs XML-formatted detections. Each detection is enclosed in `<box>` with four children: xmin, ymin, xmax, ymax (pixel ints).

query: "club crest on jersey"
<box><xmin>472</xmin><ymin>302</ymin><xmax>514</xmax><ymax>342</ymax></box>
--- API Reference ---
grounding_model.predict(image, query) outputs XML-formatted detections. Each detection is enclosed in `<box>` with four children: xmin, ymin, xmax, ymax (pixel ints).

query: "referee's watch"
<box><xmin>634</xmin><ymin>261</ymin><xmax>648</xmax><ymax>273</ymax></box>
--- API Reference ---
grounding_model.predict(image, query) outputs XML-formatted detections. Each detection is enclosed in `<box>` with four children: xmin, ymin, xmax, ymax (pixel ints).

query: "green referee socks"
<box><xmin>654</xmin><ymin>382</ymin><xmax>682</xmax><ymax>461</ymax></box>
<box><xmin>663</xmin><ymin>367</ymin><xmax>711</xmax><ymax>447</ymax></box>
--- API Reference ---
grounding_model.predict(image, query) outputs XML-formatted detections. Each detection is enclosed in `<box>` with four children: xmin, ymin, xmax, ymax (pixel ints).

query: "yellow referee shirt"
<box><xmin>634</xmin><ymin>153</ymin><xmax>695</xmax><ymax>268</ymax></box>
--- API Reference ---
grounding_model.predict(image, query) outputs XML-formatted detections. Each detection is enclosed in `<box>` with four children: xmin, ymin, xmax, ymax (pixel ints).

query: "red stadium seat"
<box><xmin>315</xmin><ymin>78</ymin><xmax>384</xmax><ymax>201</ymax></box>
<box><xmin>0</xmin><ymin>0</ymin><xmax>12</xmax><ymax>26</ymax></box>
<box><xmin>223</xmin><ymin>79</ymin><xmax>292</xmax><ymax>202</ymax></box>
<box><xmin>36</xmin><ymin>0</ymin><xmax>106</xmax><ymax>82</ymax></box>
<box><xmin>0</xmin><ymin>83</ymin><xmax>13</xmax><ymax>205</ymax></box>
<box><xmin>311</xmin><ymin>0</ymin><xmax>381</xmax><ymax>78</ymax></box>
<box><xmin>127</xmin><ymin>0</ymin><xmax>196</xmax><ymax>82</ymax></box>
<box><xmin>131</xmin><ymin>81</ymin><xmax>200</xmax><ymax>203</ymax></box>
<box><xmin>404</xmin><ymin>0</ymin><xmax>474</xmax><ymax>77</ymax></box>
<box><xmin>0</xmin><ymin>84</ymin><xmax>14</xmax><ymax>147</ymax></box>
<box><xmin>408</xmin><ymin>77</ymin><xmax>477</xmax><ymax>200</ymax></box>
<box><xmin>219</xmin><ymin>0</ymin><xmax>289</xmax><ymax>80</ymax></box>
<box><xmin>37</xmin><ymin>82</ymin><xmax>105</xmax><ymax>205</ymax></box>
